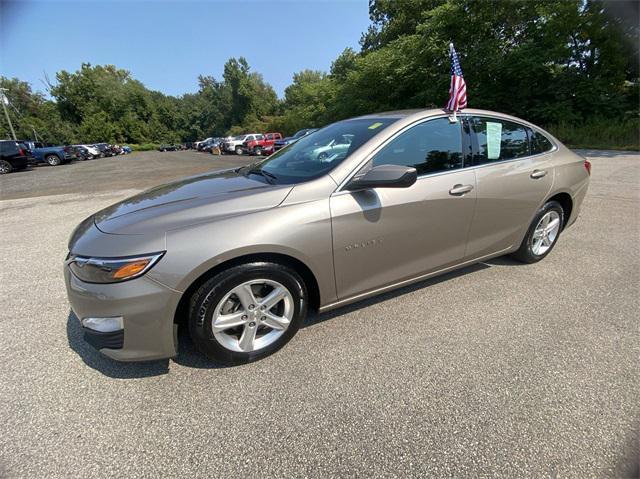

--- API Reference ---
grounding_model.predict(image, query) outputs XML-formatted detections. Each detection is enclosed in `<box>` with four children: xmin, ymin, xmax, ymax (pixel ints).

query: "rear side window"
<box><xmin>529</xmin><ymin>129</ymin><xmax>554</xmax><ymax>155</ymax></box>
<box><xmin>0</xmin><ymin>141</ymin><xmax>19</xmax><ymax>155</ymax></box>
<box><xmin>470</xmin><ymin>117</ymin><xmax>530</xmax><ymax>164</ymax></box>
<box><xmin>371</xmin><ymin>118</ymin><xmax>463</xmax><ymax>175</ymax></box>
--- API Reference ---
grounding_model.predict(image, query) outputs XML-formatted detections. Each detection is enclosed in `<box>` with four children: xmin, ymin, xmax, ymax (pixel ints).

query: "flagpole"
<box><xmin>0</xmin><ymin>88</ymin><xmax>17</xmax><ymax>141</ymax></box>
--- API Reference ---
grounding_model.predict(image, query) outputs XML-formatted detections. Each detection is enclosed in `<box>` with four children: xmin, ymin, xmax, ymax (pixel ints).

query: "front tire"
<box><xmin>46</xmin><ymin>155</ymin><xmax>61</xmax><ymax>166</ymax></box>
<box><xmin>511</xmin><ymin>200</ymin><xmax>564</xmax><ymax>263</ymax></box>
<box><xmin>254</xmin><ymin>147</ymin><xmax>263</xmax><ymax>156</ymax></box>
<box><xmin>188</xmin><ymin>262</ymin><xmax>308</xmax><ymax>365</ymax></box>
<box><xmin>235</xmin><ymin>146</ymin><xmax>243</xmax><ymax>155</ymax></box>
<box><xmin>0</xmin><ymin>160</ymin><xmax>12</xmax><ymax>174</ymax></box>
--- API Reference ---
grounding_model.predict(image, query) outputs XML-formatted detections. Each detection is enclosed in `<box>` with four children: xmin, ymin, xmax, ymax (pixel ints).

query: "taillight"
<box><xmin>584</xmin><ymin>159</ymin><xmax>591</xmax><ymax>176</ymax></box>
<box><xmin>18</xmin><ymin>148</ymin><xmax>25</xmax><ymax>156</ymax></box>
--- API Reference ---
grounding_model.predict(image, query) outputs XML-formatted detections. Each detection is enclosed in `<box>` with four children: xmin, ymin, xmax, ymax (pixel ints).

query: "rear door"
<box><xmin>464</xmin><ymin>116</ymin><xmax>555</xmax><ymax>258</ymax></box>
<box><xmin>331</xmin><ymin>117</ymin><xmax>477</xmax><ymax>300</ymax></box>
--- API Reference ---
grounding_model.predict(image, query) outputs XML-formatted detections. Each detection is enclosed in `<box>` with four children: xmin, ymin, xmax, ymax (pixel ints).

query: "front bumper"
<box><xmin>64</xmin><ymin>264</ymin><xmax>181</xmax><ymax>361</ymax></box>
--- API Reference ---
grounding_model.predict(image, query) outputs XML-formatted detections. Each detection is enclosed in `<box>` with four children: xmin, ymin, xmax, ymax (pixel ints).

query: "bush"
<box><xmin>546</xmin><ymin>118</ymin><xmax>640</xmax><ymax>151</ymax></box>
<box><xmin>128</xmin><ymin>143</ymin><xmax>160</xmax><ymax>151</ymax></box>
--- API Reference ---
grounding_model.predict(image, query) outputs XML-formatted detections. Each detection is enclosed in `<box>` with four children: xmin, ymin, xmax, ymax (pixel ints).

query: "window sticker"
<box><xmin>486</xmin><ymin>121</ymin><xmax>502</xmax><ymax>160</ymax></box>
<box><xmin>368</xmin><ymin>122</ymin><xmax>384</xmax><ymax>130</ymax></box>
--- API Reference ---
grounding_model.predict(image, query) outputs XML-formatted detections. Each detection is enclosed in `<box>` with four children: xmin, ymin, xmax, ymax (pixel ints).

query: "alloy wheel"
<box><xmin>211</xmin><ymin>279</ymin><xmax>294</xmax><ymax>353</ymax></box>
<box><xmin>531</xmin><ymin>210</ymin><xmax>561</xmax><ymax>255</ymax></box>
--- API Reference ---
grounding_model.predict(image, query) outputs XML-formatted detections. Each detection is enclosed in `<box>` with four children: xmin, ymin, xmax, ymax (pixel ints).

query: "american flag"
<box><xmin>446</xmin><ymin>43</ymin><xmax>467</xmax><ymax>111</ymax></box>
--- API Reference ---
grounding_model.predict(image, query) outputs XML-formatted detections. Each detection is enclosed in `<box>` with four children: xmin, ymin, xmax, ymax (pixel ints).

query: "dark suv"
<box><xmin>0</xmin><ymin>140</ymin><xmax>29</xmax><ymax>174</ymax></box>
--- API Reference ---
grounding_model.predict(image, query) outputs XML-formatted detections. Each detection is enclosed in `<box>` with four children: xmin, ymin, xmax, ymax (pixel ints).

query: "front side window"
<box><xmin>244</xmin><ymin>118</ymin><xmax>398</xmax><ymax>184</ymax></box>
<box><xmin>470</xmin><ymin>117</ymin><xmax>529</xmax><ymax>164</ymax></box>
<box><xmin>371</xmin><ymin>118</ymin><xmax>463</xmax><ymax>175</ymax></box>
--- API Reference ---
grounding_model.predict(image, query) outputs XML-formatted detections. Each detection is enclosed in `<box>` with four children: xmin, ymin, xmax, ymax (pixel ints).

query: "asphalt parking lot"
<box><xmin>0</xmin><ymin>149</ymin><xmax>638</xmax><ymax>478</ymax></box>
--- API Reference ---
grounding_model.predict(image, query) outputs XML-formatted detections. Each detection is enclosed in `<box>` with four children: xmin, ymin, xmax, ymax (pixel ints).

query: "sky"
<box><xmin>0</xmin><ymin>0</ymin><xmax>371</xmax><ymax>98</ymax></box>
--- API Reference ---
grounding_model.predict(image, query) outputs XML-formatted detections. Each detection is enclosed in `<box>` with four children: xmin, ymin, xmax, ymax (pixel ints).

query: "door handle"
<box><xmin>449</xmin><ymin>184</ymin><xmax>474</xmax><ymax>196</ymax></box>
<box><xmin>530</xmin><ymin>169</ymin><xmax>547</xmax><ymax>179</ymax></box>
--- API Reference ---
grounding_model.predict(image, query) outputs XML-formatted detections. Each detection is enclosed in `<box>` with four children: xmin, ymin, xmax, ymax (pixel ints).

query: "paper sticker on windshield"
<box><xmin>368</xmin><ymin>122</ymin><xmax>384</xmax><ymax>130</ymax></box>
<box><xmin>486</xmin><ymin>122</ymin><xmax>502</xmax><ymax>160</ymax></box>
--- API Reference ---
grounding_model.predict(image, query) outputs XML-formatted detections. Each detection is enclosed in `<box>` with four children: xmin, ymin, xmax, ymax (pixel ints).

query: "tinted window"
<box><xmin>246</xmin><ymin>117</ymin><xmax>397</xmax><ymax>184</ymax></box>
<box><xmin>470</xmin><ymin>117</ymin><xmax>529</xmax><ymax>163</ymax></box>
<box><xmin>0</xmin><ymin>141</ymin><xmax>19</xmax><ymax>155</ymax></box>
<box><xmin>371</xmin><ymin>118</ymin><xmax>463</xmax><ymax>175</ymax></box>
<box><xmin>530</xmin><ymin>129</ymin><xmax>553</xmax><ymax>154</ymax></box>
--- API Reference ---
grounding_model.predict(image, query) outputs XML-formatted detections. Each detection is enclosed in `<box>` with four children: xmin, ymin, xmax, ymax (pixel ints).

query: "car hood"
<box><xmin>94</xmin><ymin>168</ymin><xmax>293</xmax><ymax>235</ymax></box>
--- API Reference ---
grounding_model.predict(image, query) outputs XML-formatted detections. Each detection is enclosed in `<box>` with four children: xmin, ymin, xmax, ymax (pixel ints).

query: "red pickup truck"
<box><xmin>243</xmin><ymin>132</ymin><xmax>283</xmax><ymax>156</ymax></box>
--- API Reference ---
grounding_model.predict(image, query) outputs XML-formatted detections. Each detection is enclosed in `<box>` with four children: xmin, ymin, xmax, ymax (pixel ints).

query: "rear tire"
<box><xmin>188</xmin><ymin>262</ymin><xmax>308</xmax><ymax>365</ymax></box>
<box><xmin>511</xmin><ymin>200</ymin><xmax>564</xmax><ymax>264</ymax></box>
<box><xmin>235</xmin><ymin>146</ymin><xmax>243</xmax><ymax>155</ymax></box>
<box><xmin>0</xmin><ymin>160</ymin><xmax>12</xmax><ymax>174</ymax></box>
<box><xmin>46</xmin><ymin>155</ymin><xmax>61</xmax><ymax>166</ymax></box>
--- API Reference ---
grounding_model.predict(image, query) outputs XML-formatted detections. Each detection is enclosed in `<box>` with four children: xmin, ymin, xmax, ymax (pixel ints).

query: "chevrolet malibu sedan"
<box><xmin>65</xmin><ymin>108</ymin><xmax>590</xmax><ymax>365</ymax></box>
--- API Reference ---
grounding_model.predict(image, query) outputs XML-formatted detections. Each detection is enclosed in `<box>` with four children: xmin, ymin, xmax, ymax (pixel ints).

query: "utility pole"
<box><xmin>0</xmin><ymin>88</ymin><xmax>17</xmax><ymax>140</ymax></box>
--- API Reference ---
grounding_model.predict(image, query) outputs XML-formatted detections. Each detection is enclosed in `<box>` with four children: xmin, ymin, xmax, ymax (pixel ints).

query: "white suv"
<box><xmin>223</xmin><ymin>134</ymin><xmax>262</xmax><ymax>155</ymax></box>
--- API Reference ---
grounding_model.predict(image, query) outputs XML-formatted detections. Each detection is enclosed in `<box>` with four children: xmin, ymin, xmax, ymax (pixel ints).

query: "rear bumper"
<box><xmin>64</xmin><ymin>265</ymin><xmax>180</xmax><ymax>361</ymax></box>
<box><xmin>11</xmin><ymin>156</ymin><xmax>29</xmax><ymax>169</ymax></box>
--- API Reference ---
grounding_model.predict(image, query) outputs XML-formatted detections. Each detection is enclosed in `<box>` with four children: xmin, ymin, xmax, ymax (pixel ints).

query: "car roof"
<box><xmin>353</xmin><ymin>108</ymin><xmax>543</xmax><ymax>129</ymax></box>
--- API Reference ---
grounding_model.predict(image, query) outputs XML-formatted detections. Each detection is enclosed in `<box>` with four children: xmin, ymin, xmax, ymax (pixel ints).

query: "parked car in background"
<box><xmin>194</xmin><ymin>138</ymin><xmax>212</xmax><ymax>150</ymax></box>
<box><xmin>201</xmin><ymin>138</ymin><xmax>224</xmax><ymax>153</ymax></box>
<box><xmin>158</xmin><ymin>144</ymin><xmax>178</xmax><ymax>152</ymax></box>
<box><xmin>110</xmin><ymin>145</ymin><xmax>123</xmax><ymax>156</ymax></box>
<box><xmin>63</xmin><ymin>108</ymin><xmax>591</xmax><ymax>365</ymax></box>
<box><xmin>273</xmin><ymin>128</ymin><xmax>318</xmax><ymax>151</ymax></box>
<box><xmin>18</xmin><ymin>140</ymin><xmax>72</xmax><ymax>166</ymax></box>
<box><xmin>0</xmin><ymin>140</ymin><xmax>29</xmax><ymax>174</ymax></box>
<box><xmin>223</xmin><ymin>133</ymin><xmax>262</xmax><ymax>155</ymax></box>
<box><xmin>121</xmin><ymin>146</ymin><xmax>132</xmax><ymax>154</ymax></box>
<box><xmin>307</xmin><ymin>134</ymin><xmax>354</xmax><ymax>161</ymax></box>
<box><xmin>243</xmin><ymin>132</ymin><xmax>283</xmax><ymax>156</ymax></box>
<box><xmin>75</xmin><ymin>144</ymin><xmax>101</xmax><ymax>158</ymax></box>
<box><xmin>68</xmin><ymin>145</ymin><xmax>91</xmax><ymax>161</ymax></box>
<box><xmin>92</xmin><ymin>143</ymin><xmax>114</xmax><ymax>157</ymax></box>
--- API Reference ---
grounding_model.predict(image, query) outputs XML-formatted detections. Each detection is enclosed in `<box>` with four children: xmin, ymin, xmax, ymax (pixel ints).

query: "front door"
<box><xmin>330</xmin><ymin>117</ymin><xmax>477</xmax><ymax>301</ymax></box>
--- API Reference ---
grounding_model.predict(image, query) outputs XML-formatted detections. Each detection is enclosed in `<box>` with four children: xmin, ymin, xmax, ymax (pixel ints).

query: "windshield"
<box><xmin>244</xmin><ymin>118</ymin><xmax>397</xmax><ymax>184</ymax></box>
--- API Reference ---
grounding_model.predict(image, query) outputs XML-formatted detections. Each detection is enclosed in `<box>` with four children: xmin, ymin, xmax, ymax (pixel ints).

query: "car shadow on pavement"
<box><xmin>303</xmin><ymin>262</ymin><xmax>490</xmax><ymax>329</ymax></box>
<box><xmin>66</xmin><ymin>311</ymin><xmax>170</xmax><ymax>379</ymax></box>
<box><xmin>67</xmin><ymin>262</ymin><xmax>495</xmax><ymax>375</ymax></box>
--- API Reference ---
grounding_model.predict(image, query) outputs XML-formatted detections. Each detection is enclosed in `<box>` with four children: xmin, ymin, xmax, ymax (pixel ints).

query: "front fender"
<box><xmin>148</xmin><ymin>198</ymin><xmax>337</xmax><ymax>307</ymax></box>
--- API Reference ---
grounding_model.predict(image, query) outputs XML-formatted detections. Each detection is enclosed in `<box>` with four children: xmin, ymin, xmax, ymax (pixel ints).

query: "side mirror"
<box><xmin>346</xmin><ymin>164</ymin><xmax>417</xmax><ymax>191</ymax></box>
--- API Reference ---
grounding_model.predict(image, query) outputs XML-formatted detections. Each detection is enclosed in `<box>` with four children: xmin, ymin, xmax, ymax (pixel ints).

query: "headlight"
<box><xmin>68</xmin><ymin>252</ymin><xmax>164</xmax><ymax>284</ymax></box>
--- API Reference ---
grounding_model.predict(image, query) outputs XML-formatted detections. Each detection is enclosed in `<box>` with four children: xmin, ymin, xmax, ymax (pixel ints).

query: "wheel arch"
<box><xmin>173</xmin><ymin>251</ymin><xmax>321</xmax><ymax>327</ymax></box>
<box><xmin>544</xmin><ymin>191</ymin><xmax>573</xmax><ymax>227</ymax></box>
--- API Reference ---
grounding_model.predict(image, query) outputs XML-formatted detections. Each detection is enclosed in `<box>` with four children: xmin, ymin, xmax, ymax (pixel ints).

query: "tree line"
<box><xmin>1</xmin><ymin>0</ymin><xmax>638</xmax><ymax>148</ymax></box>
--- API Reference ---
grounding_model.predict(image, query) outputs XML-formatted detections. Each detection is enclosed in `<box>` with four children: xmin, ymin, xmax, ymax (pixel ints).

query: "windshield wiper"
<box><xmin>247</xmin><ymin>167</ymin><xmax>278</xmax><ymax>184</ymax></box>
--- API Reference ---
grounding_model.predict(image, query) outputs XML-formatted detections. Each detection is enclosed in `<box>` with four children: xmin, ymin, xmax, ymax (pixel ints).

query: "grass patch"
<box><xmin>128</xmin><ymin>143</ymin><xmax>161</xmax><ymax>151</ymax></box>
<box><xmin>546</xmin><ymin>118</ymin><xmax>639</xmax><ymax>151</ymax></box>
